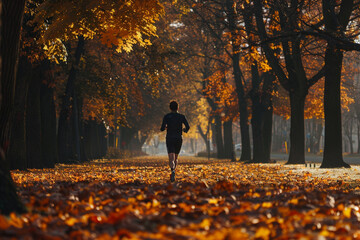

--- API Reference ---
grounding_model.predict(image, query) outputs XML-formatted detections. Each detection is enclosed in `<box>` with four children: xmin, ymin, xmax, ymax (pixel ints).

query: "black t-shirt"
<box><xmin>160</xmin><ymin>112</ymin><xmax>190</xmax><ymax>138</ymax></box>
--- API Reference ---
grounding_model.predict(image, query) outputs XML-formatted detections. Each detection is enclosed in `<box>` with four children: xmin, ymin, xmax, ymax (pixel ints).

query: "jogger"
<box><xmin>160</xmin><ymin>101</ymin><xmax>190</xmax><ymax>182</ymax></box>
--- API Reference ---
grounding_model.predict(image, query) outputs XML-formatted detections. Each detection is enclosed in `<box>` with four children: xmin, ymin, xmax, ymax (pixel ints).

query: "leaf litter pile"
<box><xmin>2</xmin><ymin>156</ymin><xmax>360</xmax><ymax>239</ymax></box>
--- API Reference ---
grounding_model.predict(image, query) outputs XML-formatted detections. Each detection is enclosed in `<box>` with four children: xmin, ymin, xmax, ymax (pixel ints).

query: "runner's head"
<box><xmin>169</xmin><ymin>101</ymin><xmax>178</xmax><ymax>112</ymax></box>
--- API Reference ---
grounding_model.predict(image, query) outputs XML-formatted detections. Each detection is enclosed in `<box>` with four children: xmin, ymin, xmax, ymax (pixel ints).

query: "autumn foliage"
<box><xmin>0</xmin><ymin>157</ymin><xmax>360</xmax><ymax>239</ymax></box>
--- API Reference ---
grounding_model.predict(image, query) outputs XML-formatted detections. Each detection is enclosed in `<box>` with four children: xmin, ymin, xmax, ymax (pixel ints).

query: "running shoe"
<box><xmin>170</xmin><ymin>170</ymin><xmax>175</xmax><ymax>182</ymax></box>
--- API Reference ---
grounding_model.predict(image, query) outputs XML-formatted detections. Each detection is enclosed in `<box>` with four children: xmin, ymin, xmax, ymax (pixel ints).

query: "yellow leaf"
<box><xmin>255</xmin><ymin>227</ymin><xmax>271</xmax><ymax>240</ymax></box>
<box><xmin>343</xmin><ymin>207</ymin><xmax>352</xmax><ymax>218</ymax></box>
<box><xmin>199</xmin><ymin>218</ymin><xmax>211</xmax><ymax>230</ymax></box>
<box><xmin>262</xmin><ymin>202</ymin><xmax>272</xmax><ymax>208</ymax></box>
<box><xmin>208</xmin><ymin>198</ymin><xmax>218</xmax><ymax>204</ymax></box>
<box><xmin>65</xmin><ymin>217</ymin><xmax>78</xmax><ymax>227</ymax></box>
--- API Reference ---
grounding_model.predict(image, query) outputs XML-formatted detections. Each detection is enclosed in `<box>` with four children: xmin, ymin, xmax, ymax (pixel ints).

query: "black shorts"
<box><xmin>166</xmin><ymin>137</ymin><xmax>182</xmax><ymax>154</ymax></box>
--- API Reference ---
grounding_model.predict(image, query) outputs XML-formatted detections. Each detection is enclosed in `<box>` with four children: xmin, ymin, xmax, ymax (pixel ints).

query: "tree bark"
<box><xmin>0</xmin><ymin>0</ymin><xmax>27</xmax><ymax>214</ymax></box>
<box><xmin>58</xmin><ymin>35</ymin><xmax>85</xmax><ymax>163</ymax></box>
<box><xmin>214</xmin><ymin>115</ymin><xmax>225</xmax><ymax>158</ymax></box>
<box><xmin>72</xmin><ymin>90</ymin><xmax>81</xmax><ymax>160</ymax></box>
<box><xmin>9</xmin><ymin>56</ymin><xmax>30</xmax><ymax>170</ymax></box>
<box><xmin>249</xmin><ymin>62</ymin><xmax>266</xmax><ymax>163</ymax></box>
<box><xmin>286</xmin><ymin>93</ymin><xmax>306</xmax><ymax>164</ymax></box>
<box><xmin>320</xmin><ymin>0</ymin><xmax>353</xmax><ymax>168</ymax></box>
<box><xmin>321</xmin><ymin>45</ymin><xmax>350</xmax><ymax>168</ymax></box>
<box><xmin>26</xmin><ymin>64</ymin><xmax>42</xmax><ymax>169</ymax></box>
<box><xmin>262</xmin><ymin>72</ymin><xmax>275</xmax><ymax>162</ymax></box>
<box><xmin>40</xmin><ymin>60</ymin><xmax>57</xmax><ymax>168</ymax></box>
<box><xmin>223</xmin><ymin>120</ymin><xmax>235</xmax><ymax>161</ymax></box>
<box><xmin>78</xmin><ymin>100</ymin><xmax>87</xmax><ymax>162</ymax></box>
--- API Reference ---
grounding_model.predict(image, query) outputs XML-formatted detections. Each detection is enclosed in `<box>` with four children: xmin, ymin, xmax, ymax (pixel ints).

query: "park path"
<box><xmin>271</xmin><ymin>153</ymin><xmax>360</xmax><ymax>165</ymax></box>
<box><xmin>1</xmin><ymin>156</ymin><xmax>360</xmax><ymax>239</ymax></box>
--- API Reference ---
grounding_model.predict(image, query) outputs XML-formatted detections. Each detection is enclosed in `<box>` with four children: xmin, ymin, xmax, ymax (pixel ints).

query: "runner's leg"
<box><xmin>174</xmin><ymin>138</ymin><xmax>182</xmax><ymax>170</ymax></box>
<box><xmin>174</xmin><ymin>154</ymin><xmax>178</xmax><ymax>169</ymax></box>
<box><xmin>168</xmin><ymin>153</ymin><xmax>176</xmax><ymax>170</ymax></box>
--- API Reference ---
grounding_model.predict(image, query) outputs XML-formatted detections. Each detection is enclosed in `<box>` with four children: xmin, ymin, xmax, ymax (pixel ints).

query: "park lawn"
<box><xmin>1</xmin><ymin>156</ymin><xmax>360</xmax><ymax>239</ymax></box>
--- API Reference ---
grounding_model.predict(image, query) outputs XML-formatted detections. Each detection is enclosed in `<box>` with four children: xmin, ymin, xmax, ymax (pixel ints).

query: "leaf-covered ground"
<box><xmin>2</xmin><ymin>156</ymin><xmax>360</xmax><ymax>239</ymax></box>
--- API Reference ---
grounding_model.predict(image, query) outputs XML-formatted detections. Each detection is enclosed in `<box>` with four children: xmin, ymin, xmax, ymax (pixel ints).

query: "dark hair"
<box><xmin>169</xmin><ymin>101</ymin><xmax>178</xmax><ymax>111</ymax></box>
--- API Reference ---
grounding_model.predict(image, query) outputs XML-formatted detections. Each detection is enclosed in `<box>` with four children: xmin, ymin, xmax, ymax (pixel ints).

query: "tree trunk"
<box><xmin>40</xmin><ymin>60</ymin><xmax>57</xmax><ymax>168</ymax></box>
<box><xmin>197</xmin><ymin>125</ymin><xmax>210</xmax><ymax>156</ymax></box>
<box><xmin>100</xmin><ymin>123</ymin><xmax>108</xmax><ymax>157</ymax></box>
<box><xmin>26</xmin><ymin>65</ymin><xmax>42</xmax><ymax>169</ymax></box>
<box><xmin>0</xmin><ymin>0</ymin><xmax>27</xmax><ymax>214</ymax></box>
<box><xmin>214</xmin><ymin>115</ymin><xmax>225</xmax><ymax>158</ymax></box>
<box><xmin>249</xmin><ymin>62</ymin><xmax>266</xmax><ymax>163</ymax></box>
<box><xmin>223</xmin><ymin>120</ymin><xmax>235</xmax><ymax>161</ymax></box>
<box><xmin>251</xmin><ymin>105</ymin><xmax>266</xmax><ymax>163</ymax></box>
<box><xmin>263</xmin><ymin>106</ymin><xmax>273</xmax><ymax>162</ymax></box>
<box><xmin>72</xmin><ymin>90</ymin><xmax>81</xmax><ymax>161</ymax></box>
<box><xmin>226</xmin><ymin>0</ymin><xmax>251</xmax><ymax>161</ymax></box>
<box><xmin>345</xmin><ymin>117</ymin><xmax>353</xmax><ymax>154</ymax></box>
<box><xmin>78</xmin><ymin>100</ymin><xmax>87</xmax><ymax>162</ymax></box>
<box><xmin>286</xmin><ymin>93</ymin><xmax>306</xmax><ymax>164</ymax></box>
<box><xmin>9</xmin><ymin>56</ymin><xmax>30</xmax><ymax>170</ymax></box>
<box><xmin>357</xmin><ymin>120</ymin><xmax>360</xmax><ymax>154</ymax></box>
<box><xmin>58</xmin><ymin>35</ymin><xmax>84</xmax><ymax>163</ymax></box>
<box><xmin>190</xmin><ymin>139</ymin><xmax>195</xmax><ymax>153</ymax></box>
<box><xmin>321</xmin><ymin>46</ymin><xmax>350</xmax><ymax>168</ymax></box>
<box><xmin>0</xmin><ymin>149</ymin><xmax>25</xmax><ymax>214</ymax></box>
<box><xmin>262</xmin><ymin>72</ymin><xmax>275</xmax><ymax>162</ymax></box>
<box><xmin>84</xmin><ymin>121</ymin><xmax>94</xmax><ymax>159</ymax></box>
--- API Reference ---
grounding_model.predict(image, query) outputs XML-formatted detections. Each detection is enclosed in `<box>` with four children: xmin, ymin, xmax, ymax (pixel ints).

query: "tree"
<box><xmin>0</xmin><ymin>0</ymin><xmax>27</xmax><ymax>214</ymax></box>
<box><xmin>31</xmin><ymin>0</ymin><xmax>164</xmax><ymax>162</ymax></box>
<box><xmin>320</xmin><ymin>0</ymin><xmax>355</xmax><ymax>168</ymax></box>
<box><xmin>225</xmin><ymin>0</ymin><xmax>251</xmax><ymax>161</ymax></box>
<box><xmin>254</xmin><ymin>0</ymin><xmax>325</xmax><ymax>164</ymax></box>
<box><xmin>165</xmin><ymin>3</ymin><xmax>228</xmax><ymax>159</ymax></box>
<box><xmin>8</xmin><ymin>0</ymin><xmax>58</xmax><ymax>170</ymax></box>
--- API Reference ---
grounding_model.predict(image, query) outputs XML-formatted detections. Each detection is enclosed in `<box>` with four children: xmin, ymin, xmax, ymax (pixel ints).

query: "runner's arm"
<box><xmin>160</xmin><ymin>116</ymin><xmax>167</xmax><ymax>131</ymax></box>
<box><xmin>183</xmin><ymin>115</ymin><xmax>190</xmax><ymax>133</ymax></box>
